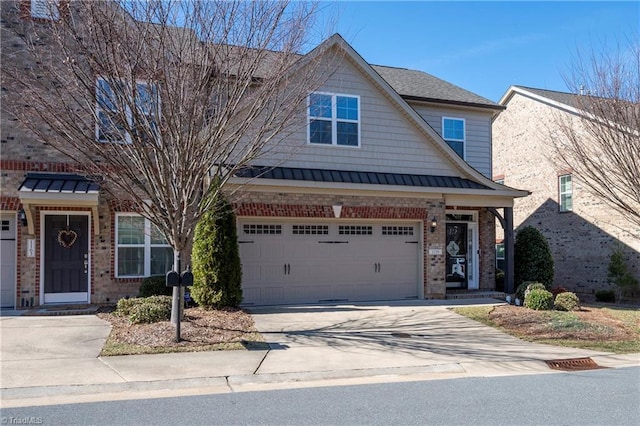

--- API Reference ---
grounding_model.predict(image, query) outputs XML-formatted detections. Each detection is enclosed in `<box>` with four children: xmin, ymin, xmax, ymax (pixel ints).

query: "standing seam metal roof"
<box><xmin>236</xmin><ymin>166</ymin><xmax>490</xmax><ymax>190</ymax></box>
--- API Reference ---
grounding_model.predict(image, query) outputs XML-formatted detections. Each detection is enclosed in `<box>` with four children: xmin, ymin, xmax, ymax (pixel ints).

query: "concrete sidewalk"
<box><xmin>1</xmin><ymin>299</ymin><xmax>639</xmax><ymax>408</ymax></box>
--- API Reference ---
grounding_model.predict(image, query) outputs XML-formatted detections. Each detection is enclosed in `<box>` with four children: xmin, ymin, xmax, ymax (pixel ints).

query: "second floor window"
<box><xmin>31</xmin><ymin>0</ymin><xmax>59</xmax><ymax>20</ymax></box>
<box><xmin>96</xmin><ymin>78</ymin><xmax>158</xmax><ymax>143</ymax></box>
<box><xmin>308</xmin><ymin>93</ymin><xmax>360</xmax><ymax>147</ymax></box>
<box><xmin>442</xmin><ymin>117</ymin><xmax>465</xmax><ymax>159</ymax></box>
<box><xmin>559</xmin><ymin>174</ymin><xmax>573</xmax><ymax>212</ymax></box>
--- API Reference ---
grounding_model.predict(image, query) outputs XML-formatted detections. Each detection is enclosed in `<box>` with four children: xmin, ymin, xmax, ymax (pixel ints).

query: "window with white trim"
<box><xmin>96</xmin><ymin>78</ymin><xmax>159</xmax><ymax>143</ymax></box>
<box><xmin>338</xmin><ymin>225</ymin><xmax>372</xmax><ymax>235</ymax></box>
<box><xmin>243</xmin><ymin>224</ymin><xmax>282</xmax><ymax>235</ymax></box>
<box><xmin>382</xmin><ymin>226</ymin><xmax>414</xmax><ymax>236</ymax></box>
<box><xmin>308</xmin><ymin>93</ymin><xmax>360</xmax><ymax>147</ymax></box>
<box><xmin>442</xmin><ymin>117</ymin><xmax>465</xmax><ymax>158</ymax></box>
<box><xmin>115</xmin><ymin>215</ymin><xmax>173</xmax><ymax>278</ymax></box>
<box><xmin>31</xmin><ymin>0</ymin><xmax>59</xmax><ymax>20</ymax></box>
<box><xmin>559</xmin><ymin>174</ymin><xmax>573</xmax><ymax>212</ymax></box>
<box><xmin>292</xmin><ymin>225</ymin><xmax>329</xmax><ymax>235</ymax></box>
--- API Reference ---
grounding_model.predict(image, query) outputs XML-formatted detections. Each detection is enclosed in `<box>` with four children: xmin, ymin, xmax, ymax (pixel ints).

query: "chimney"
<box><xmin>579</xmin><ymin>85</ymin><xmax>585</xmax><ymax>95</ymax></box>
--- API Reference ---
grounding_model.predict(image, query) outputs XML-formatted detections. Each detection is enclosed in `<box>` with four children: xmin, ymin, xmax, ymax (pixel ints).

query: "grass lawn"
<box><xmin>452</xmin><ymin>304</ymin><xmax>640</xmax><ymax>354</ymax></box>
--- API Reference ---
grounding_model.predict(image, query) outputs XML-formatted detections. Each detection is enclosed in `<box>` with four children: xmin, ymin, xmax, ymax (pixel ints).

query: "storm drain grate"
<box><xmin>545</xmin><ymin>357</ymin><xmax>606</xmax><ymax>371</ymax></box>
<box><xmin>391</xmin><ymin>332</ymin><xmax>412</xmax><ymax>338</ymax></box>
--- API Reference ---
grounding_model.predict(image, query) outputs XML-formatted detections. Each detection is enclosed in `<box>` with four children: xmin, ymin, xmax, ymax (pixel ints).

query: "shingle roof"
<box><xmin>513</xmin><ymin>86</ymin><xmax>581</xmax><ymax>108</ymax></box>
<box><xmin>19</xmin><ymin>173</ymin><xmax>100</xmax><ymax>193</ymax></box>
<box><xmin>236</xmin><ymin>166</ymin><xmax>490</xmax><ymax>190</ymax></box>
<box><xmin>372</xmin><ymin>65</ymin><xmax>502</xmax><ymax>109</ymax></box>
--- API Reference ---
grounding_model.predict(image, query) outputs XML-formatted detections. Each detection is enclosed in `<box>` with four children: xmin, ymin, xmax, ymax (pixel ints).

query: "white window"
<box><xmin>115</xmin><ymin>215</ymin><xmax>173</xmax><ymax>278</ymax></box>
<box><xmin>96</xmin><ymin>78</ymin><xmax>159</xmax><ymax>143</ymax></box>
<box><xmin>31</xmin><ymin>0</ymin><xmax>59</xmax><ymax>20</ymax></box>
<box><xmin>308</xmin><ymin>93</ymin><xmax>360</xmax><ymax>147</ymax></box>
<box><xmin>243</xmin><ymin>224</ymin><xmax>282</xmax><ymax>235</ymax></box>
<box><xmin>559</xmin><ymin>174</ymin><xmax>573</xmax><ymax>212</ymax></box>
<box><xmin>442</xmin><ymin>117</ymin><xmax>465</xmax><ymax>159</ymax></box>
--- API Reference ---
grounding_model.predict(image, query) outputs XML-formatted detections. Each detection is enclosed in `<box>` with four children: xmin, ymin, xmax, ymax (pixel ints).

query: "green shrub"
<box><xmin>525</xmin><ymin>288</ymin><xmax>553</xmax><ymax>310</ymax></box>
<box><xmin>115</xmin><ymin>296</ymin><xmax>172</xmax><ymax>324</ymax></box>
<box><xmin>608</xmin><ymin>247</ymin><xmax>639</xmax><ymax>299</ymax></box>
<box><xmin>516</xmin><ymin>281</ymin><xmax>544</xmax><ymax>303</ymax></box>
<box><xmin>554</xmin><ymin>292</ymin><xmax>580</xmax><ymax>311</ymax></box>
<box><xmin>191</xmin><ymin>194</ymin><xmax>242</xmax><ymax>308</ymax></box>
<box><xmin>515</xmin><ymin>282</ymin><xmax>528</xmax><ymax>302</ymax></box>
<box><xmin>524</xmin><ymin>282</ymin><xmax>546</xmax><ymax>299</ymax></box>
<box><xmin>595</xmin><ymin>289</ymin><xmax>616</xmax><ymax>303</ymax></box>
<box><xmin>115</xmin><ymin>297</ymin><xmax>138</xmax><ymax>317</ymax></box>
<box><xmin>514</xmin><ymin>226</ymin><xmax>554</xmax><ymax>289</ymax></box>
<box><xmin>139</xmin><ymin>275</ymin><xmax>173</xmax><ymax>298</ymax></box>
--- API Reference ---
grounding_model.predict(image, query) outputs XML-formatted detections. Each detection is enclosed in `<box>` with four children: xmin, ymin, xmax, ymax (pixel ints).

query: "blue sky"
<box><xmin>315</xmin><ymin>1</ymin><xmax>639</xmax><ymax>102</ymax></box>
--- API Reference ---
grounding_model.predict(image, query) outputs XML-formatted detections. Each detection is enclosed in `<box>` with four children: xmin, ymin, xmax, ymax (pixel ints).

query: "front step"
<box><xmin>445</xmin><ymin>291</ymin><xmax>506</xmax><ymax>300</ymax></box>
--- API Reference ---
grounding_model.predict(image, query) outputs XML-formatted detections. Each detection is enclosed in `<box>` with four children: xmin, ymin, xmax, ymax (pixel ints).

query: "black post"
<box><xmin>176</xmin><ymin>257</ymin><xmax>181</xmax><ymax>343</ymax></box>
<box><xmin>504</xmin><ymin>207</ymin><xmax>515</xmax><ymax>295</ymax></box>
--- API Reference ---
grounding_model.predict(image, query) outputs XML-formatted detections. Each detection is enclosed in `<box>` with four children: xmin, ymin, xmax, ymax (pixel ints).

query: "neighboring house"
<box><xmin>493</xmin><ymin>85</ymin><xmax>640</xmax><ymax>297</ymax></box>
<box><xmin>0</xmin><ymin>0</ymin><xmax>526</xmax><ymax>309</ymax></box>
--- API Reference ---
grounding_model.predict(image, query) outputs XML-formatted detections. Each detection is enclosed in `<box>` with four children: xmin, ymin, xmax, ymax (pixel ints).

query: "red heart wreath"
<box><xmin>57</xmin><ymin>229</ymin><xmax>78</xmax><ymax>248</ymax></box>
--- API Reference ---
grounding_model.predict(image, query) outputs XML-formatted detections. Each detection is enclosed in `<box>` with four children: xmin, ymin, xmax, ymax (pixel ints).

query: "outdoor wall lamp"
<box><xmin>18</xmin><ymin>209</ymin><xmax>27</xmax><ymax>227</ymax></box>
<box><xmin>332</xmin><ymin>202</ymin><xmax>343</xmax><ymax>219</ymax></box>
<box><xmin>430</xmin><ymin>217</ymin><xmax>438</xmax><ymax>233</ymax></box>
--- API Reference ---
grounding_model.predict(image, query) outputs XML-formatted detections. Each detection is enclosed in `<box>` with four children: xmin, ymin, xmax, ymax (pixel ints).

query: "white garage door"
<box><xmin>1</xmin><ymin>214</ymin><xmax>17</xmax><ymax>308</ymax></box>
<box><xmin>238</xmin><ymin>220</ymin><xmax>420</xmax><ymax>305</ymax></box>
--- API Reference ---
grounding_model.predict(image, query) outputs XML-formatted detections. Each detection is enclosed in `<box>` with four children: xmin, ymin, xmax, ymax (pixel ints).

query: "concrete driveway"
<box><xmin>2</xmin><ymin>299</ymin><xmax>638</xmax><ymax>406</ymax></box>
<box><xmin>247</xmin><ymin>299</ymin><xmax>614</xmax><ymax>376</ymax></box>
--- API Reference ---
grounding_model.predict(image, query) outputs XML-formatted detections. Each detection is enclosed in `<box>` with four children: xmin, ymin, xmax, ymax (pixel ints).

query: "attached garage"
<box><xmin>237</xmin><ymin>220</ymin><xmax>422</xmax><ymax>305</ymax></box>
<box><xmin>1</xmin><ymin>214</ymin><xmax>17</xmax><ymax>308</ymax></box>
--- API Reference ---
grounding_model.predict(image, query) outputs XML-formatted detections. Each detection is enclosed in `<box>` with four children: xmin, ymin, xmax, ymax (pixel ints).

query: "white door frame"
<box><xmin>445</xmin><ymin>210</ymin><xmax>479</xmax><ymax>290</ymax></box>
<box><xmin>0</xmin><ymin>212</ymin><xmax>17</xmax><ymax>308</ymax></box>
<box><xmin>40</xmin><ymin>211</ymin><xmax>91</xmax><ymax>305</ymax></box>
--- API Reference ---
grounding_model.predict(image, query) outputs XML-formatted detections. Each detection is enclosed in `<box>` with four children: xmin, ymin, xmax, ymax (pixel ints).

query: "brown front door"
<box><xmin>44</xmin><ymin>214</ymin><xmax>89</xmax><ymax>303</ymax></box>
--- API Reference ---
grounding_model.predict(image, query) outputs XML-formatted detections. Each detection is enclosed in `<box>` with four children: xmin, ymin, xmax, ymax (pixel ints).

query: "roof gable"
<box><xmin>304</xmin><ymin>34</ymin><xmax>513</xmax><ymax>194</ymax></box>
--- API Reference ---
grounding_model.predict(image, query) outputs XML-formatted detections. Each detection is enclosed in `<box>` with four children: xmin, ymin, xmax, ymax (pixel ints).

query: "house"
<box><xmin>493</xmin><ymin>85</ymin><xmax>640</xmax><ymax>297</ymax></box>
<box><xmin>0</xmin><ymin>0</ymin><xmax>526</xmax><ymax>309</ymax></box>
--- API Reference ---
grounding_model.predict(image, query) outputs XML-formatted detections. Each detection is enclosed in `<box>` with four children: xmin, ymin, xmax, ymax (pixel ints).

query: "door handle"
<box><xmin>287</xmin><ymin>264</ymin><xmax>291</xmax><ymax>275</ymax></box>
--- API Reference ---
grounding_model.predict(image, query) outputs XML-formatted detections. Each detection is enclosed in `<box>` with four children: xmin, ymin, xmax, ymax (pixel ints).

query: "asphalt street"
<box><xmin>2</xmin><ymin>366</ymin><xmax>639</xmax><ymax>426</ymax></box>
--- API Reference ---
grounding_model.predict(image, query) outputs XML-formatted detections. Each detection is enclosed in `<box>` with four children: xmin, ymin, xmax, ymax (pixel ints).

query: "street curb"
<box><xmin>4</xmin><ymin>358</ymin><xmax>638</xmax><ymax>408</ymax></box>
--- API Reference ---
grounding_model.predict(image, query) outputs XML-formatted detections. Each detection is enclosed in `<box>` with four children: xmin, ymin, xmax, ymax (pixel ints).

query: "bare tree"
<box><xmin>2</xmin><ymin>0</ymin><xmax>329</xmax><ymax>323</ymax></box>
<box><xmin>551</xmin><ymin>36</ymin><xmax>640</xmax><ymax>234</ymax></box>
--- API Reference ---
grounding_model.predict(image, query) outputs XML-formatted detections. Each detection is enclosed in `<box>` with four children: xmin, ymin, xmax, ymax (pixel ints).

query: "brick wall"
<box><xmin>233</xmin><ymin>191</ymin><xmax>496</xmax><ymax>298</ymax></box>
<box><xmin>493</xmin><ymin>92</ymin><xmax>640</xmax><ymax>296</ymax></box>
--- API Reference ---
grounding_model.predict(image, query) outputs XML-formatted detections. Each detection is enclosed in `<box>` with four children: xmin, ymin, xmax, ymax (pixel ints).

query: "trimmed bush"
<box><xmin>554</xmin><ymin>292</ymin><xmax>580</xmax><ymax>311</ymax></box>
<box><xmin>515</xmin><ymin>282</ymin><xmax>528</xmax><ymax>303</ymax></box>
<box><xmin>608</xmin><ymin>247</ymin><xmax>639</xmax><ymax>299</ymax></box>
<box><xmin>139</xmin><ymin>275</ymin><xmax>173</xmax><ymax>298</ymax></box>
<box><xmin>524</xmin><ymin>282</ymin><xmax>546</xmax><ymax>300</ymax></box>
<box><xmin>191</xmin><ymin>195</ymin><xmax>242</xmax><ymax>308</ymax></box>
<box><xmin>516</xmin><ymin>281</ymin><xmax>544</xmax><ymax>303</ymax></box>
<box><xmin>514</xmin><ymin>226</ymin><xmax>554</xmax><ymax>289</ymax></box>
<box><xmin>115</xmin><ymin>296</ymin><xmax>171</xmax><ymax>324</ymax></box>
<box><xmin>595</xmin><ymin>289</ymin><xmax>616</xmax><ymax>303</ymax></box>
<box><xmin>525</xmin><ymin>288</ymin><xmax>553</xmax><ymax>310</ymax></box>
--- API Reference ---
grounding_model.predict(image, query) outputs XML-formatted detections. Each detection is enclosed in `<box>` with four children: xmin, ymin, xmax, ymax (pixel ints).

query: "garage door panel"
<box><xmin>238</xmin><ymin>220</ymin><xmax>420</xmax><ymax>305</ymax></box>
